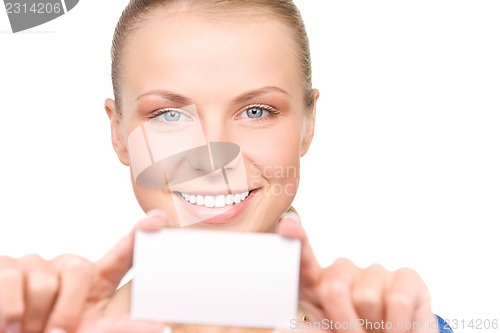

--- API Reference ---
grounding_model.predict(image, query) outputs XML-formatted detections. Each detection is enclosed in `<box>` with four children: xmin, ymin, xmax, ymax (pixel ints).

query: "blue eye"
<box><xmin>246</xmin><ymin>107</ymin><xmax>266</xmax><ymax>118</ymax></box>
<box><xmin>152</xmin><ymin>109</ymin><xmax>190</xmax><ymax>123</ymax></box>
<box><xmin>238</xmin><ymin>104</ymin><xmax>278</xmax><ymax>119</ymax></box>
<box><xmin>163</xmin><ymin>111</ymin><xmax>181</xmax><ymax>122</ymax></box>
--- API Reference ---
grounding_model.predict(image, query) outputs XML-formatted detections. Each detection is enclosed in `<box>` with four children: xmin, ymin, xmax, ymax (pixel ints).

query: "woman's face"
<box><xmin>106</xmin><ymin>8</ymin><xmax>318</xmax><ymax>232</ymax></box>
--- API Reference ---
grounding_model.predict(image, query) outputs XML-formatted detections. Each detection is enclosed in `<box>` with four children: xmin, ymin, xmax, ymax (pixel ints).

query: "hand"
<box><xmin>0</xmin><ymin>210</ymin><xmax>170</xmax><ymax>333</ymax></box>
<box><xmin>276</xmin><ymin>212</ymin><xmax>439</xmax><ymax>333</ymax></box>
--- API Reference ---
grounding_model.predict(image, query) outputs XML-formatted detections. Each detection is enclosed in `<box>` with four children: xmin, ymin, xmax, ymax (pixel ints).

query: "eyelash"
<box><xmin>147</xmin><ymin>104</ymin><xmax>280</xmax><ymax>120</ymax></box>
<box><xmin>236</xmin><ymin>104</ymin><xmax>280</xmax><ymax>120</ymax></box>
<box><xmin>147</xmin><ymin>108</ymin><xmax>189</xmax><ymax>120</ymax></box>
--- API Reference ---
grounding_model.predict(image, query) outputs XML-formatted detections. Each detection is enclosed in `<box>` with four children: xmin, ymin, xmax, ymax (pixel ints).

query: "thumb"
<box><xmin>94</xmin><ymin>209</ymin><xmax>168</xmax><ymax>290</ymax></box>
<box><xmin>276</xmin><ymin>212</ymin><xmax>322</xmax><ymax>287</ymax></box>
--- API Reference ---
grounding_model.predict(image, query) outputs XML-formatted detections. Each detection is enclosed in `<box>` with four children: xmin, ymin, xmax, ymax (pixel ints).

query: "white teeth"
<box><xmin>215</xmin><ymin>195</ymin><xmax>226</xmax><ymax>208</ymax></box>
<box><xmin>204</xmin><ymin>195</ymin><xmax>215</xmax><ymax>208</ymax></box>
<box><xmin>189</xmin><ymin>195</ymin><xmax>196</xmax><ymax>204</ymax></box>
<box><xmin>179</xmin><ymin>191</ymin><xmax>252</xmax><ymax>207</ymax></box>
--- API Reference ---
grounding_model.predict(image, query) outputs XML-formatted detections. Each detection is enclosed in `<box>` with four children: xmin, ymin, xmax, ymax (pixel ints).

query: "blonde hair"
<box><xmin>110</xmin><ymin>0</ymin><xmax>314</xmax><ymax>115</ymax></box>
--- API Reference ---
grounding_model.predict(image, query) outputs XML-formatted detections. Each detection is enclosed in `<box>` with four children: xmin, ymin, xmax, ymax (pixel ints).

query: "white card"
<box><xmin>131</xmin><ymin>229</ymin><xmax>301</xmax><ymax>329</ymax></box>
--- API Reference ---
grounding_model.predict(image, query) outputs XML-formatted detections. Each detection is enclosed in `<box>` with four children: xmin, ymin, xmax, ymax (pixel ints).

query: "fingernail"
<box><xmin>147</xmin><ymin>209</ymin><xmax>167</xmax><ymax>220</ymax></box>
<box><xmin>163</xmin><ymin>326</ymin><xmax>172</xmax><ymax>333</ymax></box>
<box><xmin>279</xmin><ymin>211</ymin><xmax>301</xmax><ymax>225</ymax></box>
<box><xmin>48</xmin><ymin>329</ymin><xmax>68</xmax><ymax>333</ymax></box>
<box><xmin>6</xmin><ymin>322</ymin><xmax>21</xmax><ymax>333</ymax></box>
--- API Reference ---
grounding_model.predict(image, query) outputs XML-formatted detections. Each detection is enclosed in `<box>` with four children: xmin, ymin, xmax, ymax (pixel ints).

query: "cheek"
<box><xmin>130</xmin><ymin>172</ymin><xmax>180</xmax><ymax>226</ymax></box>
<box><xmin>241</xmin><ymin>119</ymin><xmax>302</xmax><ymax>185</ymax></box>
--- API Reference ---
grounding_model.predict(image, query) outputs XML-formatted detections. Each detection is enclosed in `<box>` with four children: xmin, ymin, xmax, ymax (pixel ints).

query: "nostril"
<box><xmin>187</xmin><ymin>143</ymin><xmax>214</xmax><ymax>173</ymax></box>
<box><xmin>209</xmin><ymin>142</ymin><xmax>241</xmax><ymax>170</ymax></box>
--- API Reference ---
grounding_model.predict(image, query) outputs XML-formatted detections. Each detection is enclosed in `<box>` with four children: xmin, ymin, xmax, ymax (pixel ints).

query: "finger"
<box><xmin>86</xmin><ymin>315</ymin><xmax>170</xmax><ymax>333</ymax></box>
<box><xmin>0</xmin><ymin>256</ymin><xmax>24</xmax><ymax>333</ymax></box>
<box><xmin>412</xmin><ymin>303</ymin><xmax>438</xmax><ymax>333</ymax></box>
<box><xmin>384</xmin><ymin>268</ymin><xmax>429</xmax><ymax>333</ymax></box>
<box><xmin>276</xmin><ymin>212</ymin><xmax>322</xmax><ymax>287</ymax></box>
<box><xmin>46</xmin><ymin>256</ymin><xmax>93</xmax><ymax>333</ymax></box>
<box><xmin>94</xmin><ymin>210</ymin><xmax>168</xmax><ymax>293</ymax></box>
<box><xmin>317</xmin><ymin>258</ymin><xmax>365</xmax><ymax>333</ymax></box>
<box><xmin>352</xmin><ymin>264</ymin><xmax>388</xmax><ymax>333</ymax></box>
<box><xmin>18</xmin><ymin>254</ymin><xmax>59</xmax><ymax>333</ymax></box>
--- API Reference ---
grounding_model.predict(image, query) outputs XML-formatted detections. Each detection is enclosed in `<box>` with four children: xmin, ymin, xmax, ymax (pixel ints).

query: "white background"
<box><xmin>0</xmin><ymin>1</ymin><xmax>499</xmax><ymax>329</ymax></box>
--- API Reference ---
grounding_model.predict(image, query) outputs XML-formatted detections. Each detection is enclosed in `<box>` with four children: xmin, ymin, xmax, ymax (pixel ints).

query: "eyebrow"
<box><xmin>136</xmin><ymin>86</ymin><xmax>289</xmax><ymax>105</ymax></box>
<box><xmin>232</xmin><ymin>86</ymin><xmax>289</xmax><ymax>104</ymax></box>
<box><xmin>136</xmin><ymin>90</ymin><xmax>193</xmax><ymax>105</ymax></box>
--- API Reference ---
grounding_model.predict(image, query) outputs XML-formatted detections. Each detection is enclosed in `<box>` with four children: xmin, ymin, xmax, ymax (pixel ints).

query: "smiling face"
<box><xmin>106</xmin><ymin>7</ymin><xmax>318</xmax><ymax>232</ymax></box>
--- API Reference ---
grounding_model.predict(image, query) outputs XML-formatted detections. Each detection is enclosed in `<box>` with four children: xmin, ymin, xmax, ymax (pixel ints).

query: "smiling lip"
<box><xmin>173</xmin><ymin>189</ymin><xmax>257</xmax><ymax>224</ymax></box>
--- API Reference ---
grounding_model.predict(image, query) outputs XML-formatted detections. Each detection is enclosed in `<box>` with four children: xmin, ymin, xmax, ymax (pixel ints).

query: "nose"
<box><xmin>165</xmin><ymin>112</ymin><xmax>248</xmax><ymax>192</ymax></box>
<box><xmin>199</xmin><ymin>109</ymin><xmax>229</xmax><ymax>144</ymax></box>
<box><xmin>187</xmin><ymin>142</ymin><xmax>241</xmax><ymax>175</ymax></box>
<box><xmin>187</xmin><ymin>109</ymin><xmax>236</xmax><ymax>174</ymax></box>
<box><xmin>187</xmin><ymin>144</ymin><xmax>213</xmax><ymax>174</ymax></box>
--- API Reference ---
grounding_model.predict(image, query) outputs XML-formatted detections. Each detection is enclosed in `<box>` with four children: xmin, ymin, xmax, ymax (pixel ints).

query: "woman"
<box><xmin>0</xmin><ymin>1</ymin><xmax>447</xmax><ymax>332</ymax></box>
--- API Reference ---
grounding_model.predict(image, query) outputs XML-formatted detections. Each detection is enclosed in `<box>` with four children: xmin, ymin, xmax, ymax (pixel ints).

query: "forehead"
<box><xmin>120</xmin><ymin>8</ymin><xmax>303</xmax><ymax>105</ymax></box>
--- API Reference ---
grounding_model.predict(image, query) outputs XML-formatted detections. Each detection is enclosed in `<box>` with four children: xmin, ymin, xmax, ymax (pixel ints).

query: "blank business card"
<box><xmin>131</xmin><ymin>229</ymin><xmax>301</xmax><ymax>329</ymax></box>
